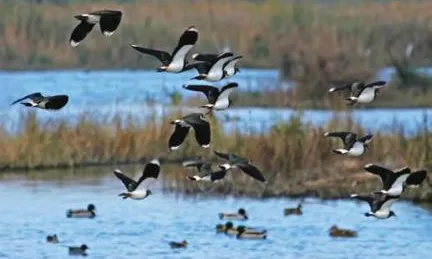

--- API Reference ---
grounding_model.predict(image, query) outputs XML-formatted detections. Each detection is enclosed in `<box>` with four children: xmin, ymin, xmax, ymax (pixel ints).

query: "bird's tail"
<box><xmin>186</xmin><ymin>176</ymin><xmax>201</xmax><ymax>181</ymax></box>
<box><xmin>118</xmin><ymin>193</ymin><xmax>131</xmax><ymax>199</ymax></box>
<box><xmin>364</xmin><ymin>213</ymin><xmax>373</xmax><ymax>217</ymax></box>
<box><xmin>21</xmin><ymin>102</ymin><xmax>33</xmax><ymax>107</ymax></box>
<box><xmin>345</xmin><ymin>97</ymin><xmax>357</xmax><ymax>106</ymax></box>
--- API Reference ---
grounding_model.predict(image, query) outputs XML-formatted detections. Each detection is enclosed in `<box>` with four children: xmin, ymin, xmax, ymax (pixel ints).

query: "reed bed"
<box><xmin>1</xmin><ymin>111</ymin><xmax>431</xmax><ymax>200</ymax></box>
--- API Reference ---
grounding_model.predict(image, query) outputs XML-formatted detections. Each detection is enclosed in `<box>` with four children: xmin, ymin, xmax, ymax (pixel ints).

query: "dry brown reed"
<box><xmin>0</xmin><ymin>111</ymin><xmax>431</xmax><ymax>200</ymax></box>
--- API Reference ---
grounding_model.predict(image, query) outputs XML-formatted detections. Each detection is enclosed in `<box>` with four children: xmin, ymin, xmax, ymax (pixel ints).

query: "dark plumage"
<box><xmin>328</xmin><ymin>80</ymin><xmax>386</xmax><ymax>105</ymax></box>
<box><xmin>70</xmin><ymin>10</ymin><xmax>122</xmax><ymax>47</ymax></box>
<box><xmin>351</xmin><ymin>192</ymin><xmax>398</xmax><ymax>219</ymax></box>
<box><xmin>214</xmin><ymin>151</ymin><xmax>266</xmax><ymax>182</ymax></box>
<box><xmin>66</xmin><ymin>204</ymin><xmax>96</xmax><ymax>219</ymax></box>
<box><xmin>130</xmin><ymin>26</ymin><xmax>199</xmax><ymax>73</ymax></box>
<box><xmin>182</xmin><ymin>82</ymin><xmax>238</xmax><ymax>112</ymax></box>
<box><xmin>68</xmin><ymin>244</ymin><xmax>89</xmax><ymax>256</ymax></box>
<box><xmin>11</xmin><ymin>92</ymin><xmax>69</xmax><ymax>110</ymax></box>
<box><xmin>324</xmin><ymin>131</ymin><xmax>373</xmax><ymax>156</ymax></box>
<box><xmin>169</xmin><ymin>113</ymin><xmax>211</xmax><ymax>150</ymax></box>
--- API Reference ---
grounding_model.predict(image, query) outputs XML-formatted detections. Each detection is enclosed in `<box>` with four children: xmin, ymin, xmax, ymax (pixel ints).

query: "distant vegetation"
<box><xmin>1</xmin><ymin>0</ymin><xmax>432</xmax><ymax>107</ymax></box>
<box><xmin>0</xmin><ymin>111</ymin><xmax>431</xmax><ymax>200</ymax></box>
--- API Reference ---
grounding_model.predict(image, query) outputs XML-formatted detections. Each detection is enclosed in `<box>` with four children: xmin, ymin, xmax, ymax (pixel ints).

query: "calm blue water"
<box><xmin>0</xmin><ymin>69</ymin><xmax>431</xmax><ymax>134</ymax></box>
<box><xmin>0</xmin><ymin>170</ymin><xmax>431</xmax><ymax>259</ymax></box>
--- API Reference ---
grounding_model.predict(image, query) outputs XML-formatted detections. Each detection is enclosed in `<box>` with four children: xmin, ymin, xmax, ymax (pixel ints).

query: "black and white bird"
<box><xmin>11</xmin><ymin>92</ymin><xmax>69</xmax><ymax>110</ymax></box>
<box><xmin>328</xmin><ymin>80</ymin><xmax>386</xmax><ymax>105</ymax></box>
<box><xmin>183</xmin><ymin>160</ymin><xmax>229</xmax><ymax>182</ymax></box>
<box><xmin>324</xmin><ymin>131</ymin><xmax>373</xmax><ymax>156</ymax></box>
<box><xmin>193</xmin><ymin>53</ymin><xmax>242</xmax><ymax>79</ymax></box>
<box><xmin>191</xmin><ymin>52</ymin><xmax>235</xmax><ymax>81</ymax></box>
<box><xmin>182</xmin><ymin>82</ymin><xmax>238</xmax><ymax>112</ymax></box>
<box><xmin>130</xmin><ymin>26</ymin><xmax>199</xmax><ymax>73</ymax></box>
<box><xmin>114</xmin><ymin>159</ymin><xmax>160</xmax><ymax>200</ymax></box>
<box><xmin>214</xmin><ymin>151</ymin><xmax>266</xmax><ymax>182</ymax></box>
<box><xmin>169</xmin><ymin>113</ymin><xmax>211</xmax><ymax>150</ymax></box>
<box><xmin>70</xmin><ymin>10</ymin><xmax>122</xmax><ymax>47</ymax></box>
<box><xmin>364</xmin><ymin>164</ymin><xmax>427</xmax><ymax>196</ymax></box>
<box><xmin>350</xmin><ymin>192</ymin><xmax>398</xmax><ymax>219</ymax></box>
<box><xmin>68</xmin><ymin>244</ymin><xmax>89</xmax><ymax>256</ymax></box>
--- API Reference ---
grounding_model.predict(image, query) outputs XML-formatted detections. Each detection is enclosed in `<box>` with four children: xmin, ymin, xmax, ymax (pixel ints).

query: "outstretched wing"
<box><xmin>45</xmin><ymin>95</ymin><xmax>69</xmax><ymax>110</ymax></box>
<box><xmin>406</xmin><ymin>170</ymin><xmax>427</xmax><ymax>186</ymax></box>
<box><xmin>364</xmin><ymin>164</ymin><xmax>393</xmax><ymax>189</ymax></box>
<box><xmin>190</xmin><ymin>119</ymin><xmax>211</xmax><ymax>148</ymax></box>
<box><xmin>114</xmin><ymin>169</ymin><xmax>137</xmax><ymax>192</ymax></box>
<box><xmin>237</xmin><ymin>163</ymin><xmax>266</xmax><ymax>182</ymax></box>
<box><xmin>365</xmin><ymin>80</ymin><xmax>386</xmax><ymax>88</ymax></box>
<box><xmin>182</xmin><ymin>84</ymin><xmax>220</xmax><ymax>104</ymax></box>
<box><xmin>137</xmin><ymin>159</ymin><xmax>160</xmax><ymax>189</ymax></box>
<box><xmin>10</xmin><ymin>92</ymin><xmax>43</xmax><ymax>106</ymax></box>
<box><xmin>375</xmin><ymin>194</ymin><xmax>399</xmax><ymax>212</ymax></box>
<box><xmin>214</xmin><ymin>151</ymin><xmax>230</xmax><ymax>160</ymax></box>
<box><xmin>350</xmin><ymin>194</ymin><xmax>374</xmax><ymax>211</ymax></box>
<box><xmin>130</xmin><ymin>45</ymin><xmax>172</xmax><ymax>66</ymax></box>
<box><xmin>192</xmin><ymin>53</ymin><xmax>219</xmax><ymax>63</ymax></box>
<box><xmin>70</xmin><ymin>21</ymin><xmax>95</xmax><ymax>47</ymax></box>
<box><xmin>169</xmin><ymin>124</ymin><xmax>190</xmax><ymax>150</ymax></box>
<box><xmin>215</xmin><ymin>82</ymin><xmax>238</xmax><ymax>108</ymax></box>
<box><xmin>325</xmin><ymin>132</ymin><xmax>357</xmax><ymax>149</ymax></box>
<box><xmin>99</xmin><ymin>11</ymin><xmax>122</xmax><ymax>36</ymax></box>
<box><xmin>358</xmin><ymin>134</ymin><xmax>373</xmax><ymax>144</ymax></box>
<box><xmin>171</xmin><ymin>26</ymin><xmax>198</xmax><ymax>66</ymax></box>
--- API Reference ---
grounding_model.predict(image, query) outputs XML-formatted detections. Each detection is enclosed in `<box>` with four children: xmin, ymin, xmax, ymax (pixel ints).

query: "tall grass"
<box><xmin>0</xmin><ymin>111</ymin><xmax>431</xmax><ymax>200</ymax></box>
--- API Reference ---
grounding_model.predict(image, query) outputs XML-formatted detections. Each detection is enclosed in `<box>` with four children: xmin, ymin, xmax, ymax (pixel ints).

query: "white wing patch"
<box><xmin>380</xmin><ymin>197</ymin><xmax>398</xmax><ymax>211</ymax></box>
<box><xmin>208</xmin><ymin>56</ymin><xmax>233</xmax><ymax>79</ymax></box>
<box><xmin>390</xmin><ymin>174</ymin><xmax>409</xmax><ymax>191</ymax></box>
<box><xmin>224</xmin><ymin>58</ymin><xmax>241</xmax><ymax>77</ymax></box>
<box><xmin>214</xmin><ymin>87</ymin><xmax>236</xmax><ymax>110</ymax></box>
<box><xmin>169</xmin><ymin>45</ymin><xmax>194</xmax><ymax>72</ymax></box>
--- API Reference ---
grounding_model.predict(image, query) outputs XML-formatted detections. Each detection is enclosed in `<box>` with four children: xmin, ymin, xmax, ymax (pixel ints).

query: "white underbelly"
<box><xmin>357</xmin><ymin>88</ymin><xmax>375</xmax><ymax>103</ymax></box>
<box><xmin>166</xmin><ymin>62</ymin><xmax>183</xmax><ymax>72</ymax></box>
<box><xmin>373</xmin><ymin>210</ymin><xmax>390</xmax><ymax>219</ymax></box>
<box><xmin>348</xmin><ymin>142</ymin><xmax>365</xmax><ymax>156</ymax></box>
<box><xmin>130</xmin><ymin>190</ymin><xmax>147</xmax><ymax>200</ymax></box>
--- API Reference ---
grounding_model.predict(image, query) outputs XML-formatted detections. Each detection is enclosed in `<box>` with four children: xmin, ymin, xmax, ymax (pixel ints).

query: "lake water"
<box><xmin>0</xmin><ymin>69</ymin><xmax>431</xmax><ymax>135</ymax></box>
<box><xmin>0</xmin><ymin>167</ymin><xmax>431</xmax><ymax>259</ymax></box>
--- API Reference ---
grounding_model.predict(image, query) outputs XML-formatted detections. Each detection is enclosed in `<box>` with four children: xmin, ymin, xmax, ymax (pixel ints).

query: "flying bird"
<box><xmin>328</xmin><ymin>81</ymin><xmax>386</xmax><ymax>105</ymax></box>
<box><xmin>114</xmin><ymin>159</ymin><xmax>160</xmax><ymax>200</ymax></box>
<box><xmin>324</xmin><ymin>131</ymin><xmax>373</xmax><ymax>156</ymax></box>
<box><xmin>182</xmin><ymin>82</ymin><xmax>238</xmax><ymax>113</ymax></box>
<box><xmin>350</xmin><ymin>192</ymin><xmax>398</xmax><ymax>219</ymax></box>
<box><xmin>191</xmin><ymin>52</ymin><xmax>235</xmax><ymax>81</ymax></box>
<box><xmin>70</xmin><ymin>10</ymin><xmax>122</xmax><ymax>47</ymax></box>
<box><xmin>184</xmin><ymin>161</ymin><xmax>229</xmax><ymax>182</ymax></box>
<box><xmin>11</xmin><ymin>92</ymin><xmax>69</xmax><ymax>110</ymax></box>
<box><xmin>214</xmin><ymin>151</ymin><xmax>266</xmax><ymax>182</ymax></box>
<box><xmin>169</xmin><ymin>113</ymin><xmax>211</xmax><ymax>150</ymax></box>
<box><xmin>364</xmin><ymin>164</ymin><xmax>427</xmax><ymax>196</ymax></box>
<box><xmin>130</xmin><ymin>26</ymin><xmax>199</xmax><ymax>73</ymax></box>
<box><xmin>193</xmin><ymin>53</ymin><xmax>242</xmax><ymax>78</ymax></box>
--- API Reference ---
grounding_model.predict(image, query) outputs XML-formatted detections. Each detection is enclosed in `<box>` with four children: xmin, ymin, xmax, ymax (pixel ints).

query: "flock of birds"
<box><xmin>9</xmin><ymin>8</ymin><xmax>429</xmax><ymax>256</ymax></box>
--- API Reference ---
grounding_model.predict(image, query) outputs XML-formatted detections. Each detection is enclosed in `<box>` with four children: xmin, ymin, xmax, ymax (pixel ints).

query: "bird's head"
<box><xmin>389</xmin><ymin>211</ymin><xmax>396</xmax><ymax>218</ymax></box>
<box><xmin>146</xmin><ymin>190</ymin><xmax>153</xmax><ymax>196</ymax></box>
<box><xmin>80</xmin><ymin>244</ymin><xmax>89</xmax><ymax>251</ymax></box>
<box><xmin>87</xmin><ymin>204</ymin><xmax>96</xmax><ymax>211</ymax></box>
<box><xmin>235</xmin><ymin>67</ymin><xmax>241</xmax><ymax>74</ymax></box>
<box><xmin>238</xmin><ymin>208</ymin><xmax>247</xmax><ymax>216</ymax></box>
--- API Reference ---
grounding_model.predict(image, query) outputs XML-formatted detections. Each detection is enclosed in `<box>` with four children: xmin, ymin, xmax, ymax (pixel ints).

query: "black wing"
<box><xmin>183</xmin><ymin>160</ymin><xmax>211</xmax><ymax>174</ymax></box>
<box><xmin>210</xmin><ymin>169</ymin><xmax>227</xmax><ymax>181</ymax></box>
<box><xmin>182</xmin><ymin>84</ymin><xmax>220</xmax><ymax>104</ymax></box>
<box><xmin>70</xmin><ymin>21</ymin><xmax>95</xmax><ymax>47</ymax></box>
<box><xmin>325</xmin><ymin>132</ymin><xmax>357</xmax><ymax>149</ymax></box>
<box><xmin>237</xmin><ymin>163</ymin><xmax>266</xmax><ymax>182</ymax></box>
<box><xmin>183</xmin><ymin>62</ymin><xmax>209</xmax><ymax>72</ymax></box>
<box><xmin>190</xmin><ymin>119</ymin><xmax>211</xmax><ymax>148</ymax></box>
<box><xmin>192</xmin><ymin>53</ymin><xmax>219</xmax><ymax>63</ymax></box>
<box><xmin>214</xmin><ymin>151</ymin><xmax>230</xmax><ymax>160</ymax></box>
<box><xmin>350</xmin><ymin>194</ymin><xmax>374</xmax><ymax>210</ymax></box>
<box><xmin>364</xmin><ymin>164</ymin><xmax>394</xmax><ymax>189</ymax></box>
<box><xmin>171</xmin><ymin>26</ymin><xmax>198</xmax><ymax>58</ymax></box>
<box><xmin>193</xmin><ymin>62</ymin><xmax>213</xmax><ymax>74</ymax></box>
<box><xmin>130</xmin><ymin>45</ymin><xmax>172</xmax><ymax>66</ymax></box>
<box><xmin>45</xmin><ymin>95</ymin><xmax>69</xmax><ymax>110</ymax></box>
<box><xmin>137</xmin><ymin>160</ymin><xmax>160</xmax><ymax>186</ymax></box>
<box><xmin>358</xmin><ymin>134</ymin><xmax>373</xmax><ymax>144</ymax></box>
<box><xmin>364</xmin><ymin>80</ymin><xmax>386</xmax><ymax>88</ymax></box>
<box><xmin>11</xmin><ymin>92</ymin><xmax>43</xmax><ymax>106</ymax></box>
<box><xmin>168</xmin><ymin>124</ymin><xmax>190</xmax><ymax>150</ymax></box>
<box><xmin>114</xmin><ymin>170</ymin><xmax>137</xmax><ymax>192</ymax></box>
<box><xmin>99</xmin><ymin>11</ymin><xmax>122</xmax><ymax>36</ymax></box>
<box><xmin>406</xmin><ymin>170</ymin><xmax>427</xmax><ymax>186</ymax></box>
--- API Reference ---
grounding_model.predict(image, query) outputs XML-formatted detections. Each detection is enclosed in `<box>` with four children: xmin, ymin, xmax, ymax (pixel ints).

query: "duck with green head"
<box><xmin>219</xmin><ymin>208</ymin><xmax>248</xmax><ymax>221</ymax></box>
<box><xmin>236</xmin><ymin>226</ymin><xmax>267</xmax><ymax>240</ymax></box>
<box><xmin>46</xmin><ymin>234</ymin><xmax>59</xmax><ymax>244</ymax></box>
<box><xmin>66</xmin><ymin>204</ymin><xmax>96</xmax><ymax>219</ymax></box>
<box><xmin>284</xmin><ymin>203</ymin><xmax>302</xmax><ymax>216</ymax></box>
